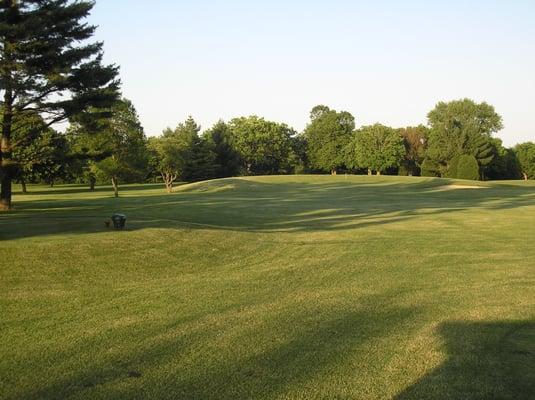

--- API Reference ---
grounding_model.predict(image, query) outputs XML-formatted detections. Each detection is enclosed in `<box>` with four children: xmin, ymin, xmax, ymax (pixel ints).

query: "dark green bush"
<box><xmin>446</xmin><ymin>156</ymin><xmax>460</xmax><ymax>178</ymax></box>
<box><xmin>456</xmin><ymin>154</ymin><xmax>480</xmax><ymax>180</ymax></box>
<box><xmin>420</xmin><ymin>158</ymin><xmax>439</xmax><ymax>177</ymax></box>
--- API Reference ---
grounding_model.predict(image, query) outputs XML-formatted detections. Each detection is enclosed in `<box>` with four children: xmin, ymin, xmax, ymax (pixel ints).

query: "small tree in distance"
<box><xmin>148</xmin><ymin>136</ymin><xmax>182</xmax><ymax>193</ymax></box>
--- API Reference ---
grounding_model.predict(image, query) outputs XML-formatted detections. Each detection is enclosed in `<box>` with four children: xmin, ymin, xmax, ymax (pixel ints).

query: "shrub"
<box><xmin>446</xmin><ymin>156</ymin><xmax>460</xmax><ymax>178</ymax></box>
<box><xmin>456</xmin><ymin>154</ymin><xmax>480</xmax><ymax>180</ymax></box>
<box><xmin>420</xmin><ymin>158</ymin><xmax>439</xmax><ymax>177</ymax></box>
<box><xmin>398</xmin><ymin>164</ymin><xmax>409</xmax><ymax>176</ymax></box>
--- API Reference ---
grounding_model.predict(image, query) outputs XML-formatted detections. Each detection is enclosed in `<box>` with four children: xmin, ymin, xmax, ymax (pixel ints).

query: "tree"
<box><xmin>514</xmin><ymin>142</ymin><xmax>535</xmax><ymax>180</ymax></box>
<box><xmin>485</xmin><ymin>138</ymin><xmax>520</xmax><ymax>180</ymax></box>
<box><xmin>420</xmin><ymin>158</ymin><xmax>440</xmax><ymax>177</ymax></box>
<box><xmin>182</xmin><ymin>135</ymin><xmax>217</xmax><ymax>182</ymax></box>
<box><xmin>2</xmin><ymin>109</ymin><xmax>47</xmax><ymax>191</ymax></box>
<box><xmin>288</xmin><ymin>134</ymin><xmax>308</xmax><ymax>174</ymax></box>
<box><xmin>147</xmin><ymin>136</ymin><xmax>182</xmax><ymax>193</ymax></box>
<box><xmin>0</xmin><ymin>0</ymin><xmax>119</xmax><ymax>210</ymax></box>
<box><xmin>425</xmin><ymin>99</ymin><xmax>502</xmax><ymax>177</ymax></box>
<box><xmin>70</xmin><ymin>99</ymin><xmax>147</xmax><ymax>197</ymax></box>
<box><xmin>202</xmin><ymin>120</ymin><xmax>240</xmax><ymax>178</ymax></box>
<box><xmin>228</xmin><ymin>116</ymin><xmax>295</xmax><ymax>175</ymax></box>
<box><xmin>66</xmin><ymin>120</ymin><xmax>113</xmax><ymax>191</ymax></box>
<box><xmin>149</xmin><ymin>117</ymin><xmax>218</xmax><ymax>190</ymax></box>
<box><xmin>29</xmin><ymin>130</ymin><xmax>70</xmax><ymax>187</ymax></box>
<box><xmin>304</xmin><ymin>105</ymin><xmax>355</xmax><ymax>174</ymax></box>
<box><xmin>398</xmin><ymin>125</ymin><xmax>428</xmax><ymax>176</ymax></box>
<box><xmin>347</xmin><ymin>124</ymin><xmax>405</xmax><ymax>175</ymax></box>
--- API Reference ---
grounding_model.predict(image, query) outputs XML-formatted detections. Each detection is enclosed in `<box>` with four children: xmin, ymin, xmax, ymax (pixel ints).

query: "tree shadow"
<box><xmin>12</xmin><ymin>183</ymin><xmax>164</xmax><ymax>196</ymax></box>
<box><xmin>1</xmin><ymin>177</ymin><xmax>534</xmax><ymax>241</ymax></box>
<box><xmin>16</xmin><ymin>294</ymin><xmax>420</xmax><ymax>399</ymax></box>
<box><xmin>395</xmin><ymin>320</ymin><xmax>535</xmax><ymax>400</ymax></box>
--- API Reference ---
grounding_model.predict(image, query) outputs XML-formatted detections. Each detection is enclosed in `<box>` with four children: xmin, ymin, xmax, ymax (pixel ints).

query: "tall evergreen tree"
<box><xmin>0</xmin><ymin>0</ymin><xmax>119</xmax><ymax>210</ymax></box>
<box><xmin>203</xmin><ymin>120</ymin><xmax>241</xmax><ymax>178</ymax></box>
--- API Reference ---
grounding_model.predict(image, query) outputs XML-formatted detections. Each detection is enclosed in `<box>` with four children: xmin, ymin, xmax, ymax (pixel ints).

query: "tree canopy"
<box><xmin>347</xmin><ymin>124</ymin><xmax>405</xmax><ymax>175</ymax></box>
<box><xmin>69</xmin><ymin>99</ymin><xmax>147</xmax><ymax>197</ymax></box>
<box><xmin>228</xmin><ymin>116</ymin><xmax>295</xmax><ymax>175</ymax></box>
<box><xmin>0</xmin><ymin>0</ymin><xmax>119</xmax><ymax>209</ymax></box>
<box><xmin>514</xmin><ymin>142</ymin><xmax>535</xmax><ymax>180</ymax></box>
<box><xmin>304</xmin><ymin>105</ymin><xmax>355</xmax><ymax>174</ymax></box>
<box><xmin>425</xmin><ymin>99</ymin><xmax>502</xmax><ymax>178</ymax></box>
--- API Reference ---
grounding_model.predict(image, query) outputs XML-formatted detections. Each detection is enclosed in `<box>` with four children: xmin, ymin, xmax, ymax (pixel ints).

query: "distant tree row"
<box><xmin>7</xmin><ymin>97</ymin><xmax>534</xmax><ymax>196</ymax></box>
<box><xmin>2</xmin><ymin>1</ymin><xmax>534</xmax><ymax>207</ymax></box>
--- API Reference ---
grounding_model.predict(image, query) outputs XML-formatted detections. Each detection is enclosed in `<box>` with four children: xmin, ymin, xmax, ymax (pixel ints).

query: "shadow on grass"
<box><xmin>12</xmin><ymin>183</ymin><xmax>164</xmax><ymax>196</ymax></box>
<box><xmin>16</xmin><ymin>293</ymin><xmax>420</xmax><ymax>400</ymax></box>
<box><xmin>395</xmin><ymin>321</ymin><xmax>535</xmax><ymax>400</ymax></box>
<box><xmin>1</xmin><ymin>177</ymin><xmax>534</xmax><ymax>241</ymax></box>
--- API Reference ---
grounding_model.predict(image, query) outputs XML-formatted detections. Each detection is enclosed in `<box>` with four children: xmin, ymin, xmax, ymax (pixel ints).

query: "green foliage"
<box><xmin>149</xmin><ymin>117</ymin><xmax>218</xmax><ymax>189</ymax></box>
<box><xmin>228</xmin><ymin>116</ymin><xmax>296</xmax><ymax>175</ymax></box>
<box><xmin>445</xmin><ymin>155</ymin><xmax>460</xmax><ymax>179</ymax></box>
<box><xmin>420</xmin><ymin>158</ymin><xmax>440</xmax><ymax>177</ymax></box>
<box><xmin>288</xmin><ymin>134</ymin><xmax>309</xmax><ymax>174</ymax></box>
<box><xmin>183</xmin><ymin>135</ymin><xmax>218</xmax><ymax>182</ymax></box>
<box><xmin>69</xmin><ymin>99</ymin><xmax>148</xmax><ymax>195</ymax></box>
<box><xmin>456</xmin><ymin>154</ymin><xmax>480</xmax><ymax>180</ymax></box>
<box><xmin>514</xmin><ymin>142</ymin><xmax>535</xmax><ymax>180</ymax></box>
<box><xmin>304</xmin><ymin>105</ymin><xmax>355</xmax><ymax>174</ymax></box>
<box><xmin>347</xmin><ymin>124</ymin><xmax>405</xmax><ymax>174</ymax></box>
<box><xmin>202</xmin><ymin>120</ymin><xmax>241</xmax><ymax>178</ymax></box>
<box><xmin>0</xmin><ymin>0</ymin><xmax>119</xmax><ymax>208</ymax></box>
<box><xmin>485</xmin><ymin>138</ymin><xmax>521</xmax><ymax>180</ymax></box>
<box><xmin>426</xmin><ymin>99</ymin><xmax>502</xmax><ymax>176</ymax></box>
<box><xmin>398</xmin><ymin>125</ymin><xmax>429</xmax><ymax>176</ymax></box>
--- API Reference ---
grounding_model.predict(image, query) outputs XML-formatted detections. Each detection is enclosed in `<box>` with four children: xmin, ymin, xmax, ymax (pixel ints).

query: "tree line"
<box><xmin>5</xmin><ymin>96</ymin><xmax>535</xmax><ymax>199</ymax></box>
<box><xmin>1</xmin><ymin>1</ymin><xmax>534</xmax><ymax>210</ymax></box>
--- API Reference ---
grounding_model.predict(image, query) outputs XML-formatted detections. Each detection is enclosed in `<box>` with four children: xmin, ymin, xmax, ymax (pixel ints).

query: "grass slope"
<box><xmin>1</xmin><ymin>175</ymin><xmax>534</xmax><ymax>400</ymax></box>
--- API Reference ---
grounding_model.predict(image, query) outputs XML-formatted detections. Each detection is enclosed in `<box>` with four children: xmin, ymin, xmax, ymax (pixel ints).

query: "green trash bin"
<box><xmin>111</xmin><ymin>213</ymin><xmax>127</xmax><ymax>230</ymax></box>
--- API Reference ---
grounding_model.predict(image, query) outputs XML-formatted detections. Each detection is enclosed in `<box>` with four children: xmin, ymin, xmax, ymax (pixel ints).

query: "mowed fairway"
<box><xmin>1</xmin><ymin>175</ymin><xmax>535</xmax><ymax>400</ymax></box>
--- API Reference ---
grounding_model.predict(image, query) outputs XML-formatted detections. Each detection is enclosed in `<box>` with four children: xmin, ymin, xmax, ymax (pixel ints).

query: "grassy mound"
<box><xmin>1</xmin><ymin>175</ymin><xmax>535</xmax><ymax>399</ymax></box>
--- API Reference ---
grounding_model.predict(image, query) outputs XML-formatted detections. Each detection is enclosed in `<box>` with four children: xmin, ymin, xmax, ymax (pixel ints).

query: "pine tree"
<box><xmin>0</xmin><ymin>0</ymin><xmax>119</xmax><ymax>210</ymax></box>
<box><xmin>203</xmin><ymin>120</ymin><xmax>241</xmax><ymax>178</ymax></box>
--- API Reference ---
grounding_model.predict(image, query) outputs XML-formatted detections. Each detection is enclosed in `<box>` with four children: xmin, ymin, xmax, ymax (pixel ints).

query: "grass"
<box><xmin>1</xmin><ymin>175</ymin><xmax>534</xmax><ymax>399</ymax></box>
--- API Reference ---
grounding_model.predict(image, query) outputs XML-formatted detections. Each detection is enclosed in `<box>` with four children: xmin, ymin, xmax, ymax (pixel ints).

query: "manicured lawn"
<box><xmin>1</xmin><ymin>175</ymin><xmax>534</xmax><ymax>399</ymax></box>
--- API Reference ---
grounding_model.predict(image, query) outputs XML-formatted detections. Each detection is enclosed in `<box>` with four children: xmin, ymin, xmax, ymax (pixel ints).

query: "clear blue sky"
<box><xmin>89</xmin><ymin>0</ymin><xmax>535</xmax><ymax>146</ymax></box>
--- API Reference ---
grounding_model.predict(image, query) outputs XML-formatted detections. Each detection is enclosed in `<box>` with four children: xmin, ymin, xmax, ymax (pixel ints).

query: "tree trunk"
<box><xmin>111</xmin><ymin>176</ymin><xmax>119</xmax><ymax>197</ymax></box>
<box><xmin>21</xmin><ymin>179</ymin><xmax>27</xmax><ymax>194</ymax></box>
<box><xmin>162</xmin><ymin>172</ymin><xmax>176</xmax><ymax>193</ymax></box>
<box><xmin>0</xmin><ymin>65</ymin><xmax>14</xmax><ymax>211</ymax></box>
<box><xmin>0</xmin><ymin>174</ymin><xmax>12</xmax><ymax>211</ymax></box>
<box><xmin>376</xmin><ymin>170</ymin><xmax>381</xmax><ymax>176</ymax></box>
<box><xmin>89</xmin><ymin>178</ymin><xmax>95</xmax><ymax>191</ymax></box>
<box><xmin>331</xmin><ymin>169</ymin><xmax>337</xmax><ymax>175</ymax></box>
<box><xmin>0</xmin><ymin>112</ymin><xmax>13</xmax><ymax>210</ymax></box>
<box><xmin>367</xmin><ymin>169</ymin><xmax>372</xmax><ymax>176</ymax></box>
<box><xmin>523</xmin><ymin>172</ymin><xmax>528</xmax><ymax>181</ymax></box>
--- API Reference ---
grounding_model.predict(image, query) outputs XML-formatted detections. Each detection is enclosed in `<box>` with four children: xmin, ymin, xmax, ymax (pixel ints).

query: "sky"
<box><xmin>89</xmin><ymin>0</ymin><xmax>535</xmax><ymax>146</ymax></box>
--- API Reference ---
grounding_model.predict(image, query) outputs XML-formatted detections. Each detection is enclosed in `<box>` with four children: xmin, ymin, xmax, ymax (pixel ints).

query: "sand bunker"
<box><xmin>437</xmin><ymin>184</ymin><xmax>487</xmax><ymax>191</ymax></box>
